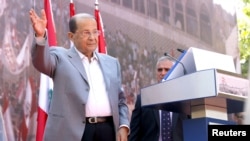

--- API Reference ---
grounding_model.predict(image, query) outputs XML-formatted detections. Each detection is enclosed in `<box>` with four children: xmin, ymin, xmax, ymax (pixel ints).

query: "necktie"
<box><xmin>161</xmin><ymin>111</ymin><xmax>172</xmax><ymax>141</ymax></box>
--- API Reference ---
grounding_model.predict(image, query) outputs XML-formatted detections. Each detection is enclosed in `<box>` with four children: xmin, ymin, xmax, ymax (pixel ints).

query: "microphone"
<box><xmin>177</xmin><ymin>48</ymin><xmax>186</xmax><ymax>53</ymax></box>
<box><xmin>164</xmin><ymin>52</ymin><xmax>187</xmax><ymax>75</ymax></box>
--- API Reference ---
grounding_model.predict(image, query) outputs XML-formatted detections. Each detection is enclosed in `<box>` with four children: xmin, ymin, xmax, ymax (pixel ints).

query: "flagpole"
<box><xmin>33</xmin><ymin>0</ymin><xmax>36</xmax><ymax>10</ymax></box>
<box><xmin>95</xmin><ymin>0</ymin><xmax>99</xmax><ymax>10</ymax></box>
<box><xmin>70</xmin><ymin>0</ymin><xmax>75</xmax><ymax>18</ymax></box>
<box><xmin>94</xmin><ymin>0</ymin><xmax>107</xmax><ymax>54</ymax></box>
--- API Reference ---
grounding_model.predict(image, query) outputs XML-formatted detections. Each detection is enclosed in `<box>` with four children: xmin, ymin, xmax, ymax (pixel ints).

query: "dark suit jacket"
<box><xmin>129</xmin><ymin>94</ymin><xmax>188</xmax><ymax>141</ymax></box>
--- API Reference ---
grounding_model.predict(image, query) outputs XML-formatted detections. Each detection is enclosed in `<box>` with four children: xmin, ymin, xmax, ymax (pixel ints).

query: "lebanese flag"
<box><xmin>36</xmin><ymin>0</ymin><xmax>57</xmax><ymax>141</ymax></box>
<box><xmin>69</xmin><ymin>0</ymin><xmax>75</xmax><ymax>48</ymax></box>
<box><xmin>95</xmin><ymin>0</ymin><xmax>107</xmax><ymax>54</ymax></box>
<box><xmin>69</xmin><ymin>0</ymin><xmax>75</xmax><ymax>18</ymax></box>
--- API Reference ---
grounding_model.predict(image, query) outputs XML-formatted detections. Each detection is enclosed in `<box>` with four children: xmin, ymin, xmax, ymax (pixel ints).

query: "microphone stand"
<box><xmin>164</xmin><ymin>52</ymin><xmax>187</xmax><ymax>75</ymax></box>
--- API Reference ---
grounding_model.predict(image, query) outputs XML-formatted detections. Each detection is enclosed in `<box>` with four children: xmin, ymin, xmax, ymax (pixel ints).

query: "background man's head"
<box><xmin>156</xmin><ymin>56</ymin><xmax>175</xmax><ymax>82</ymax></box>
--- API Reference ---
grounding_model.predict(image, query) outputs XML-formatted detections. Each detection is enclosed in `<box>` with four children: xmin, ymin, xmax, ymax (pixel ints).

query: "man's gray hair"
<box><xmin>156</xmin><ymin>56</ymin><xmax>175</xmax><ymax>67</ymax></box>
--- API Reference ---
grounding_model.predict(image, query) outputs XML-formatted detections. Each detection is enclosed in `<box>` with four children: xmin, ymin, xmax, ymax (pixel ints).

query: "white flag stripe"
<box><xmin>39</xmin><ymin>73</ymin><xmax>53</xmax><ymax>113</ymax></box>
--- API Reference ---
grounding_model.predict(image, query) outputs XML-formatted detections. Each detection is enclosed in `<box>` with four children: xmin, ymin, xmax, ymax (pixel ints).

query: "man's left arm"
<box><xmin>116</xmin><ymin>59</ymin><xmax>130</xmax><ymax>141</ymax></box>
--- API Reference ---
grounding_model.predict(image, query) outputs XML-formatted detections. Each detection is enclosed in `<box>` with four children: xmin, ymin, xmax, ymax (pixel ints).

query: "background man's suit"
<box><xmin>129</xmin><ymin>94</ymin><xmax>188</xmax><ymax>141</ymax></box>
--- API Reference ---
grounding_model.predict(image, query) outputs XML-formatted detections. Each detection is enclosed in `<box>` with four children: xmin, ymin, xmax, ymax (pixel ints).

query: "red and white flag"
<box><xmin>2</xmin><ymin>92</ymin><xmax>15</xmax><ymax>141</ymax></box>
<box><xmin>95</xmin><ymin>0</ymin><xmax>107</xmax><ymax>54</ymax></box>
<box><xmin>69</xmin><ymin>0</ymin><xmax>75</xmax><ymax>18</ymax></box>
<box><xmin>69</xmin><ymin>0</ymin><xmax>75</xmax><ymax>48</ymax></box>
<box><xmin>36</xmin><ymin>0</ymin><xmax>57</xmax><ymax>140</ymax></box>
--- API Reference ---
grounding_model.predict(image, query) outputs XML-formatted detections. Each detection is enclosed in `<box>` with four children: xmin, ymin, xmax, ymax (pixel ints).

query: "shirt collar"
<box><xmin>74</xmin><ymin>46</ymin><xmax>98</xmax><ymax>62</ymax></box>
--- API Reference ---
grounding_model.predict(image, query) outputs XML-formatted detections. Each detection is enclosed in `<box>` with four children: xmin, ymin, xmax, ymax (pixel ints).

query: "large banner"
<box><xmin>0</xmin><ymin>0</ymin><xmax>239</xmax><ymax>140</ymax></box>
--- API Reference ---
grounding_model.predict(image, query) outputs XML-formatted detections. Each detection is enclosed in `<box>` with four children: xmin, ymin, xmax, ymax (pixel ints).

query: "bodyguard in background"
<box><xmin>29</xmin><ymin>9</ymin><xmax>129</xmax><ymax>141</ymax></box>
<box><xmin>129</xmin><ymin>56</ymin><xmax>188</xmax><ymax>141</ymax></box>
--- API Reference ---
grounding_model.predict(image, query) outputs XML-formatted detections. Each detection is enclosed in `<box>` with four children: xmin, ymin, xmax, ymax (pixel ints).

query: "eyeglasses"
<box><xmin>157</xmin><ymin>68</ymin><xmax>170</xmax><ymax>72</ymax></box>
<box><xmin>76</xmin><ymin>30</ymin><xmax>100</xmax><ymax>38</ymax></box>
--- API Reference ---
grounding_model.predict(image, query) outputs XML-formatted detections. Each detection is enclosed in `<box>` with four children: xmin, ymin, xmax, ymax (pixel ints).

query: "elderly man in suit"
<box><xmin>29</xmin><ymin>9</ymin><xmax>129</xmax><ymax>141</ymax></box>
<box><xmin>129</xmin><ymin>56</ymin><xmax>188</xmax><ymax>141</ymax></box>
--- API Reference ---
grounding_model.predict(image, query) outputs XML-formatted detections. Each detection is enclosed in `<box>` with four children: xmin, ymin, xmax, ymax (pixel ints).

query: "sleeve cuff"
<box><xmin>119</xmin><ymin>124</ymin><xmax>130</xmax><ymax>135</ymax></box>
<box><xmin>35</xmin><ymin>30</ymin><xmax>47</xmax><ymax>46</ymax></box>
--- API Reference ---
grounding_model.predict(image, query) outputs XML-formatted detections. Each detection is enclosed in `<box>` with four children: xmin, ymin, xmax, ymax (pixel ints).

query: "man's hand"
<box><xmin>29</xmin><ymin>9</ymin><xmax>47</xmax><ymax>37</ymax></box>
<box><xmin>117</xmin><ymin>127</ymin><xmax>129</xmax><ymax>141</ymax></box>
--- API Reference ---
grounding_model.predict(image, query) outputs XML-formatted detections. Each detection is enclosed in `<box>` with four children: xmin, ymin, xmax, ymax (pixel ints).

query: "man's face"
<box><xmin>72</xmin><ymin>18</ymin><xmax>99</xmax><ymax>56</ymax></box>
<box><xmin>156</xmin><ymin>60</ymin><xmax>173</xmax><ymax>82</ymax></box>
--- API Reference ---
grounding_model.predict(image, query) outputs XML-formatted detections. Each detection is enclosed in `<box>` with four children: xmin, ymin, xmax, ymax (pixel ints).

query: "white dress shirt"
<box><xmin>75</xmin><ymin>48</ymin><xmax>112</xmax><ymax>117</ymax></box>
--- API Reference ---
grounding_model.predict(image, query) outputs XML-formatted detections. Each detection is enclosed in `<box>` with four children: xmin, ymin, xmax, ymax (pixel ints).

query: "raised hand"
<box><xmin>29</xmin><ymin>9</ymin><xmax>47</xmax><ymax>37</ymax></box>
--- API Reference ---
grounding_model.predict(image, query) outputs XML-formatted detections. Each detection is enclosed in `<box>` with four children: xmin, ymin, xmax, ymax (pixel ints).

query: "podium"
<box><xmin>140</xmin><ymin>47</ymin><xmax>249</xmax><ymax>141</ymax></box>
<box><xmin>141</xmin><ymin>69</ymin><xmax>248</xmax><ymax>141</ymax></box>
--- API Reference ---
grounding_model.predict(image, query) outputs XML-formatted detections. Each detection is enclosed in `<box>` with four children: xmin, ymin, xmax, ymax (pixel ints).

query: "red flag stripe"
<box><xmin>95</xmin><ymin>2</ymin><xmax>107</xmax><ymax>54</ymax></box>
<box><xmin>70</xmin><ymin>0</ymin><xmax>75</xmax><ymax>18</ymax></box>
<box><xmin>44</xmin><ymin>0</ymin><xmax>57</xmax><ymax>46</ymax></box>
<box><xmin>36</xmin><ymin>107</ymin><xmax>48</xmax><ymax>141</ymax></box>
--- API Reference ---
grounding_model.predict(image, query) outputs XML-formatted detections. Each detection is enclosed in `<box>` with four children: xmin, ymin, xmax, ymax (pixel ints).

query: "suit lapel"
<box><xmin>67</xmin><ymin>47</ymin><xmax>89</xmax><ymax>84</ymax></box>
<box><xmin>96</xmin><ymin>53</ymin><xmax>110</xmax><ymax>90</ymax></box>
<box><xmin>172</xmin><ymin>113</ymin><xmax>178</xmax><ymax>128</ymax></box>
<box><xmin>153</xmin><ymin>110</ymin><xmax>160</xmax><ymax>128</ymax></box>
